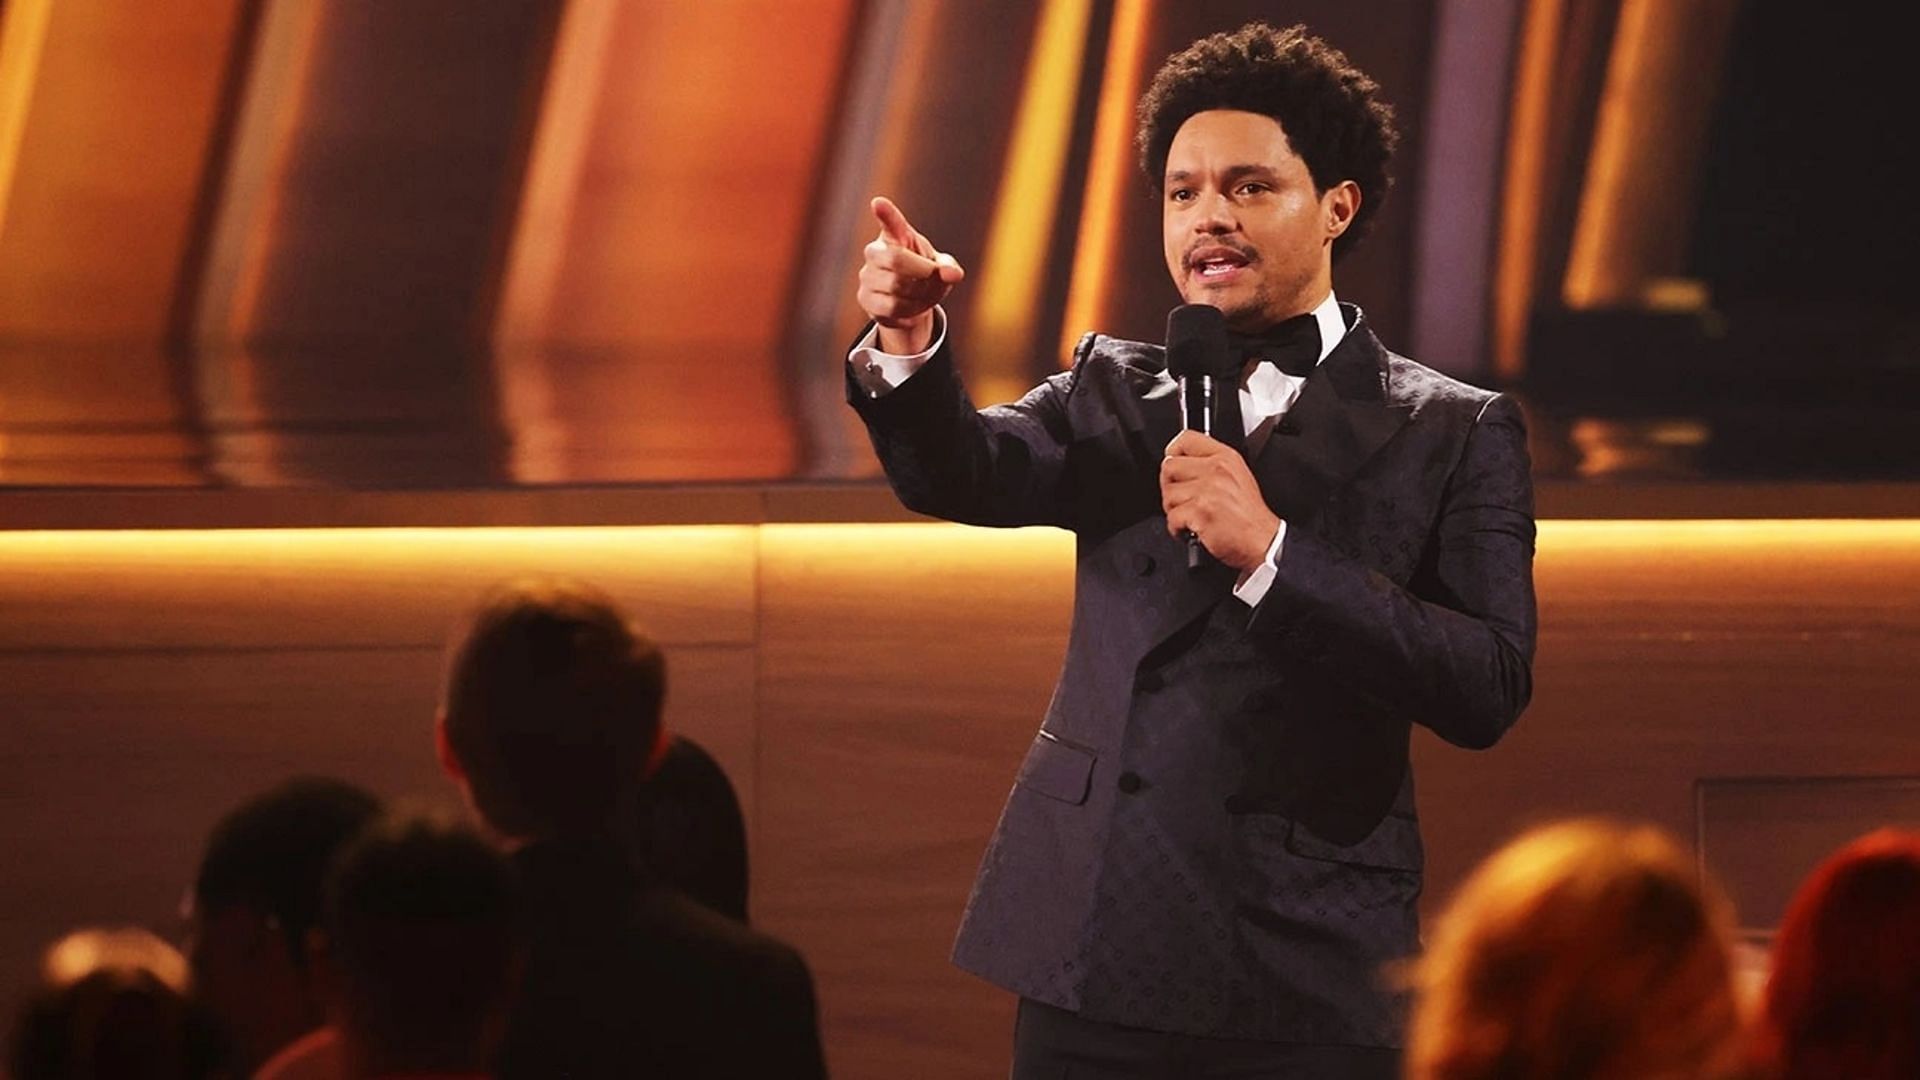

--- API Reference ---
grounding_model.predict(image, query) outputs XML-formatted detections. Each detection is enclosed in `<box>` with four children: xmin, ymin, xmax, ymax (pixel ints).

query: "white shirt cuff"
<box><xmin>1232</xmin><ymin>521</ymin><xmax>1287</xmax><ymax>608</ymax></box>
<box><xmin>848</xmin><ymin>308</ymin><xmax>948</xmax><ymax>397</ymax></box>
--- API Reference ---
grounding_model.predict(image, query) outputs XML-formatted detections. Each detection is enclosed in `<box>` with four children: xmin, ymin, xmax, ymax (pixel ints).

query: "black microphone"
<box><xmin>1165</xmin><ymin>303</ymin><xmax>1232</xmax><ymax>570</ymax></box>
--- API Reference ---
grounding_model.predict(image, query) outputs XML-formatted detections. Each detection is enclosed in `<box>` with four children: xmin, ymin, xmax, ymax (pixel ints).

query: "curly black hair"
<box><xmin>1136</xmin><ymin>23</ymin><xmax>1399</xmax><ymax>262</ymax></box>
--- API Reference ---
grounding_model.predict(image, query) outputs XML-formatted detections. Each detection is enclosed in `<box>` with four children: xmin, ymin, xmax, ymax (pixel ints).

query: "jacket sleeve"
<box><xmin>846</xmin><ymin>326</ymin><xmax>1084</xmax><ymax>529</ymax></box>
<box><xmin>1246</xmin><ymin>393</ymin><xmax>1538</xmax><ymax>749</ymax></box>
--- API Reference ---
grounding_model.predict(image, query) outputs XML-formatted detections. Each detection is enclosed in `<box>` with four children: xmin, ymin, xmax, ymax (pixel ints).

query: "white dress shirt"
<box><xmin>850</xmin><ymin>292</ymin><xmax>1347</xmax><ymax>608</ymax></box>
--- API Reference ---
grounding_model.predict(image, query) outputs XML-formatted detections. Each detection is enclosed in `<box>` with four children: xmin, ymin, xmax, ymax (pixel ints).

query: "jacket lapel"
<box><xmin>1121</xmin><ymin>318</ymin><xmax>1409</xmax><ymax>663</ymax></box>
<box><xmin>1251</xmin><ymin>313</ymin><xmax>1411</xmax><ymax>525</ymax></box>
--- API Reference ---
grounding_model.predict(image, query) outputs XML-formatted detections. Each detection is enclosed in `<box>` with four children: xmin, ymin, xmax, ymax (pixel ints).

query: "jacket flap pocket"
<box><xmin>1284</xmin><ymin>814</ymin><xmax>1422</xmax><ymax>872</ymax></box>
<box><xmin>1015</xmin><ymin>731</ymin><xmax>1096</xmax><ymax>806</ymax></box>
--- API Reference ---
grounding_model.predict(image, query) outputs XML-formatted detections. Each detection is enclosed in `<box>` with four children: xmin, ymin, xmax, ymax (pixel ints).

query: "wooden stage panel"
<box><xmin>0</xmin><ymin>516</ymin><xmax>1914</xmax><ymax>1080</ymax></box>
<box><xmin>0</xmin><ymin>642</ymin><xmax>759</xmax><ymax>868</ymax></box>
<box><xmin>662</xmin><ymin>645</ymin><xmax>761</xmax><ymax>830</ymax></box>
<box><xmin>0</xmin><ymin>637</ymin><xmax>759</xmax><ymax>1033</ymax></box>
<box><xmin>1413</xmin><ymin>520</ymin><xmax>1920</xmax><ymax>913</ymax></box>
<box><xmin>0</xmin><ymin>646</ymin><xmax>453</xmax><ymax>1032</ymax></box>
<box><xmin>754</xmin><ymin>524</ymin><xmax>1072</xmax><ymax>1080</ymax></box>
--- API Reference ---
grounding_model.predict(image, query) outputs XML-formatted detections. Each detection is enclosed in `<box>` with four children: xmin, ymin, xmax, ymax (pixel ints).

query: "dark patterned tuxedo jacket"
<box><xmin>848</xmin><ymin>305</ymin><xmax>1537</xmax><ymax>1047</ymax></box>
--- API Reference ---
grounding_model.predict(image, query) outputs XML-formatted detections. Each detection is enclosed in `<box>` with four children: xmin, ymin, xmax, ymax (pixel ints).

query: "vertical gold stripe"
<box><xmin>1562</xmin><ymin>0</ymin><xmax>1655</xmax><ymax>308</ymax></box>
<box><xmin>0</xmin><ymin>0</ymin><xmax>54</xmax><ymax>250</ymax></box>
<box><xmin>184</xmin><ymin>0</ymin><xmax>326</xmax><ymax>486</ymax></box>
<box><xmin>494</xmin><ymin>0</ymin><xmax>620</xmax><ymax>351</ymax></box>
<box><xmin>968</xmin><ymin>0</ymin><xmax>1094</xmax><ymax>404</ymax></box>
<box><xmin>828</xmin><ymin>0</ymin><xmax>938</xmax><ymax>354</ymax></box>
<box><xmin>204</xmin><ymin>0</ymin><xmax>326</xmax><ymax>347</ymax></box>
<box><xmin>1058</xmin><ymin>0</ymin><xmax>1153</xmax><ymax>364</ymax></box>
<box><xmin>492</xmin><ymin>0</ymin><xmax>621</xmax><ymax>483</ymax></box>
<box><xmin>864</xmin><ymin>0</ymin><xmax>939</xmax><ymax>240</ymax></box>
<box><xmin>1493</xmin><ymin>0</ymin><xmax>1563</xmax><ymax>380</ymax></box>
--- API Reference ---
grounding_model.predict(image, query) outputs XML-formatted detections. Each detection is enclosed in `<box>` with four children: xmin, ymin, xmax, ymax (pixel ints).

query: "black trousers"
<box><xmin>1010</xmin><ymin>999</ymin><xmax>1400</xmax><ymax>1080</ymax></box>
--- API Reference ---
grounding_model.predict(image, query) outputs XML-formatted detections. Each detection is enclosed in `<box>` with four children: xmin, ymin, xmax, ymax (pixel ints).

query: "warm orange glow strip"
<box><xmin>969</xmin><ymin>0</ymin><xmax>1094</xmax><ymax>404</ymax></box>
<box><xmin>4</xmin><ymin>521</ymin><xmax>1915</xmax><ymax>553</ymax></box>
<box><xmin>0</xmin><ymin>526</ymin><xmax>762</xmax><ymax>597</ymax></box>
<box><xmin>771</xmin><ymin>521</ymin><xmax>1920</xmax><ymax>568</ymax></box>
<box><xmin>1058</xmin><ymin>0</ymin><xmax>1153</xmax><ymax>364</ymax></box>
<box><xmin>1493</xmin><ymin>0</ymin><xmax>1563</xmax><ymax>381</ymax></box>
<box><xmin>0</xmin><ymin>0</ymin><xmax>53</xmax><ymax>250</ymax></box>
<box><xmin>1534</xmin><ymin>519</ymin><xmax>1920</xmax><ymax>555</ymax></box>
<box><xmin>1562</xmin><ymin>0</ymin><xmax>1656</xmax><ymax>309</ymax></box>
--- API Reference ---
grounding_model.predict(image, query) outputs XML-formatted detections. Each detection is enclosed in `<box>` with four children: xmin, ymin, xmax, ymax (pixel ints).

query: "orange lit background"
<box><xmin>0</xmin><ymin>2</ymin><xmax>1916</xmax><ymax>1077</ymax></box>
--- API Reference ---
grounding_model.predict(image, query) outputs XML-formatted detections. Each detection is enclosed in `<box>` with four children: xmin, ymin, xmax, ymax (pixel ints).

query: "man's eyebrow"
<box><xmin>1163</xmin><ymin>164</ymin><xmax>1282</xmax><ymax>185</ymax></box>
<box><xmin>1222</xmin><ymin>163</ymin><xmax>1280</xmax><ymax>181</ymax></box>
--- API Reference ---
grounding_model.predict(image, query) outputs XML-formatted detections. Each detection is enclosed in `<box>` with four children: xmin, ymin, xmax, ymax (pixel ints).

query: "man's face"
<box><xmin>1160</xmin><ymin>109</ymin><xmax>1351</xmax><ymax>331</ymax></box>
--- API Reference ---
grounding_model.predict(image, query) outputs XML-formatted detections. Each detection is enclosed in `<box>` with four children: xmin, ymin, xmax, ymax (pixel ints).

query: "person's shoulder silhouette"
<box><xmin>637</xmin><ymin>733</ymin><xmax>750</xmax><ymax>922</ymax></box>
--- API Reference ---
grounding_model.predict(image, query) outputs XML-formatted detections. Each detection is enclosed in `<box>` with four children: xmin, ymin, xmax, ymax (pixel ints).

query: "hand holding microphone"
<box><xmin>1161</xmin><ymin>303</ymin><xmax>1281</xmax><ymax>573</ymax></box>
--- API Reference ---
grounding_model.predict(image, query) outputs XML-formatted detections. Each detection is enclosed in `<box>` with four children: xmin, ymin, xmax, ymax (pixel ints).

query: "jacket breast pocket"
<box><xmin>1014</xmin><ymin>730</ymin><xmax>1096</xmax><ymax>805</ymax></box>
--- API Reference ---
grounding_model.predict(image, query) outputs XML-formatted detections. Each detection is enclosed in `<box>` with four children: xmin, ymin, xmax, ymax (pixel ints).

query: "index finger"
<box><xmin>871</xmin><ymin>196</ymin><xmax>918</xmax><ymax>248</ymax></box>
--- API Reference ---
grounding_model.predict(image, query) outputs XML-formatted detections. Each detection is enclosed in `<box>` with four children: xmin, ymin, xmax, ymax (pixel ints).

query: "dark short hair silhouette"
<box><xmin>441</xmin><ymin>579</ymin><xmax>665</xmax><ymax>841</ymax></box>
<box><xmin>319</xmin><ymin>813</ymin><xmax>523</xmax><ymax>1076</ymax></box>
<box><xmin>193</xmin><ymin>776</ymin><xmax>383</xmax><ymax>960</ymax></box>
<box><xmin>189</xmin><ymin>776</ymin><xmax>381</xmax><ymax>1076</ymax></box>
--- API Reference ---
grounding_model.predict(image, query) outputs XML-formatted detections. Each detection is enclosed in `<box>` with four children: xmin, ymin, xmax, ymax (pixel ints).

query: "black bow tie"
<box><xmin>1228</xmin><ymin>312</ymin><xmax>1321</xmax><ymax>378</ymax></box>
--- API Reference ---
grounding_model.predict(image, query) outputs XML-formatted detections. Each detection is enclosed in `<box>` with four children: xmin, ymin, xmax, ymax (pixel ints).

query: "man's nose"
<box><xmin>1193</xmin><ymin>191</ymin><xmax>1237</xmax><ymax>232</ymax></box>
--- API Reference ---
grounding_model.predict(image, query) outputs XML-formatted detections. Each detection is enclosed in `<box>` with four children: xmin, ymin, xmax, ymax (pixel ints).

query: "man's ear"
<box><xmin>434</xmin><ymin>708</ymin><xmax>466</xmax><ymax>783</ymax></box>
<box><xmin>1324</xmin><ymin>180</ymin><xmax>1361</xmax><ymax>240</ymax></box>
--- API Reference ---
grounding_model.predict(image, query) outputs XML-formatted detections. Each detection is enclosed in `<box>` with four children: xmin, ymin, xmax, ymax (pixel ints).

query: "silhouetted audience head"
<box><xmin>439</xmin><ymin>579</ymin><xmax>665</xmax><ymax>843</ymax></box>
<box><xmin>315</xmin><ymin>813</ymin><xmax>523</xmax><ymax>1079</ymax></box>
<box><xmin>636</xmin><ymin>734</ymin><xmax>751</xmax><ymax>921</ymax></box>
<box><xmin>1753</xmin><ymin>827</ymin><xmax>1920</xmax><ymax>1080</ymax></box>
<box><xmin>1406</xmin><ymin>818</ymin><xmax>1746</xmax><ymax>1080</ymax></box>
<box><xmin>10</xmin><ymin>927</ymin><xmax>222</xmax><ymax>1080</ymax></box>
<box><xmin>187</xmin><ymin>776</ymin><xmax>382</xmax><ymax>1076</ymax></box>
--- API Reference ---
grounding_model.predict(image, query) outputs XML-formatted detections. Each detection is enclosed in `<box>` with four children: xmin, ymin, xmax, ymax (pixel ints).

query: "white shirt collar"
<box><xmin>1310</xmin><ymin>290</ymin><xmax>1346</xmax><ymax>364</ymax></box>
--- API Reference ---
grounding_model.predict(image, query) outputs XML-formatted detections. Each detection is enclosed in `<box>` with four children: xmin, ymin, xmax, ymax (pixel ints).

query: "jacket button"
<box><xmin>1135</xmin><ymin>670</ymin><xmax>1163</xmax><ymax>693</ymax></box>
<box><xmin>1117</xmin><ymin>771</ymin><xmax>1143</xmax><ymax>794</ymax></box>
<box><xmin>1132</xmin><ymin>553</ymin><xmax>1156</xmax><ymax>576</ymax></box>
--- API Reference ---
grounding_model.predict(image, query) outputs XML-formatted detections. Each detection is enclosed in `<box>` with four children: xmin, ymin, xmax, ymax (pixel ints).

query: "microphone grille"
<box><xmin>1166</xmin><ymin>303</ymin><xmax>1229</xmax><ymax>379</ymax></box>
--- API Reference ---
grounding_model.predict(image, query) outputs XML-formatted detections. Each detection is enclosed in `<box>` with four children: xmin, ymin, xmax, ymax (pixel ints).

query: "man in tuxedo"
<box><xmin>436</xmin><ymin>579</ymin><xmax>826</xmax><ymax>1079</ymax></box>
<box><xmin>846</xmin><ymin>22</ymin><xmax>1536</xmax><ymax>1079</ymax></box>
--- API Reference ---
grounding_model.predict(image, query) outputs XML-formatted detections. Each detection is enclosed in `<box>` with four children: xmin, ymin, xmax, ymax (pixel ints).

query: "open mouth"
<box><xmin>1189</xmin><ymin>247</ymin><xmax>1252</xmax><ymax>280</ymax></box>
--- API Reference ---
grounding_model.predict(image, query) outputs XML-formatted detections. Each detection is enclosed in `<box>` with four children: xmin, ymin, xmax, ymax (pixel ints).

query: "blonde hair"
<box><xmin>1406</xmin><ymin>819</ymin><xmax>1746</xmax><ymax>1080</ymax></box>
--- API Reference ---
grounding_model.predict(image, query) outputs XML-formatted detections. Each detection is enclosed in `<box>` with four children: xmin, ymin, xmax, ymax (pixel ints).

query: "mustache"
<box><xmin>1184</xmin><ymin>242</ymin><xmax>1258</xmax><ymax>268</ymax></box>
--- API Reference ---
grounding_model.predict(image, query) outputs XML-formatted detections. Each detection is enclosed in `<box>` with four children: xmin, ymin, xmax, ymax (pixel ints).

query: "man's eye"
<box><xmin>1169</xmin><ymin>189</ymin><xmax>1195</xmax><ymax>203</ymax></box>
<box><xmin>1236</xmin><ymin>182</ymin><xmax>1270</xmax><ymax>197</ymax></box>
